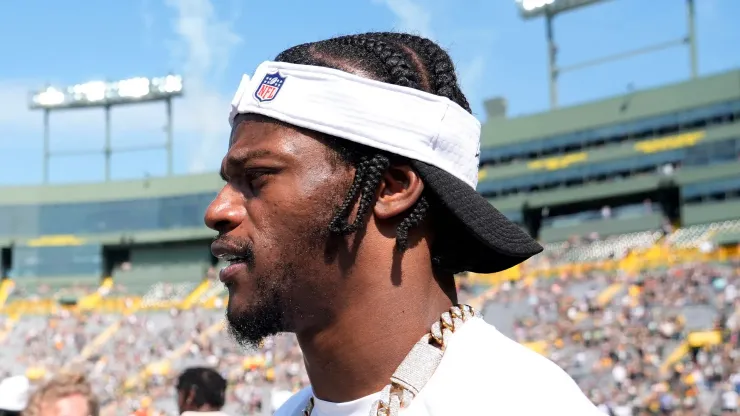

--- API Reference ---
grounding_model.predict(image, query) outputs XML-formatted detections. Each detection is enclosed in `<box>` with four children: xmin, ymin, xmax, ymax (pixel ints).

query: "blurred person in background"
<box><xmin>0</xmin><ymin>375</ymin><xmax>30</xmax><ymax>416</ymax></box>
<box><xmin>175</xmin><ymin>367</ymin><xmax>228</xmax><ymax>416</ymax></box>
<box><xmin>23</xmin><ymin>373</ymin><xmax>98</xmax><ymax>416</ymax></box>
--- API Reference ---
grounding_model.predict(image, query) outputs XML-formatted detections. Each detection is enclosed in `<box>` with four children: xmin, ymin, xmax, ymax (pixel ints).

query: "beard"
<box><xmin>224</xmin><ymin>201</ymin><xmax>346</xmax><ymax>349</ymax></box>
<box><xmin>225</xmin><ymin>261</ymin><xmax>297</xmax><ymax>350</ymax></box>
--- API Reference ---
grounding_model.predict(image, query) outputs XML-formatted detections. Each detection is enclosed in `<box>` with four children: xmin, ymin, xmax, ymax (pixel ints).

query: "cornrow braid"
<box><xmin>337</xmin><ymin>36</ymin><xmax>422</xmax><ymax>89</ymax></box>
<box><xmin>275</xmin><ymin>42</ymin><xmax>321</xmax><ymax>67</ymax></box>
<box><xmin>396</xmin><ymin>196</ymin><xmax>430</xmax><ymax>252</ymax></box>
<box><xmin>367</xmin><ymin>32</ymin><xmax>472</xmax><ymax>113</ymax></box>
<box><xmin>328</xmin><ymin>154</ymin><xmax>390</xmax><ymax>235</ymax></box>
<box><xmin>275</xmin><ymin>32</ymin><xmax>469</xmax><ymax>257</ymax></box>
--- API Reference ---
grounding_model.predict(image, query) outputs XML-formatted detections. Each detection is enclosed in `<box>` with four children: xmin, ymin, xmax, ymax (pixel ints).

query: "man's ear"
<box><xmin>373</xmin><ymin>164</ymin><xmax>424</xmax><ymax>220</ymax></box>
<box><xmin>186</xmin><ymin>387</ymin><xmax>196</xmax><ymax>407</ymax></box>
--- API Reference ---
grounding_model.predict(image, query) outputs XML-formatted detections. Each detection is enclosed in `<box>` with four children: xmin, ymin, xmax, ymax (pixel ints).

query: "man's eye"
<box><xmin>242</xmin><ymin>170</ymin><xmax>274</xmax><ymax>190</ymax></box>
<box><xmin>245</xmin><ymin>170</ymin><xmax>267</xmax><ymax>182</ymax></box>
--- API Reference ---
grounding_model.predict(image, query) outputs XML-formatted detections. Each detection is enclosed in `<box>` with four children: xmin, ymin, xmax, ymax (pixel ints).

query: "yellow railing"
<box><xmin>2</xmin><ymin>298</ymin><xmax>61</xmax><ymax>315</ymax></box>
<box><xmin>522</xmin><ymin>340</ymin><xmax>548</xmax><ymax>355</ymax></box>
<box><xmin>77</xmin><ymin>277</ymin><xmax>114</xmax><ymax>310</ymax></box>
<box><xmin>75</xmin><ymin>316</ymin><xmax>130</xmax><ymax>363</ymax></box>
<box><xmin>467</xmin><ymin>242</ymin><xmax>740</xmax><ymax>286</ymax></box>
<box><xmin>0</xmin><ymin>279</ymin><xmax>15</xmax><ymax>309</ymax></box>
<box><xmin>179</xmin><ymin>280</ymin><xmax>212</xmax><ymax>310</ymax></box>
<box><xmin>660</xmin><ymin>330</ymin><xmax>723</xmax><ymax>373</ymax></box>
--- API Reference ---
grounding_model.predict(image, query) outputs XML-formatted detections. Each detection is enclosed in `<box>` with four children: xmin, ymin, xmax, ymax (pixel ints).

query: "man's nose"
<box><xmin>204</xmin><ymin>187</ymin><xmax>246</xmax><ymax>234</ymax></box>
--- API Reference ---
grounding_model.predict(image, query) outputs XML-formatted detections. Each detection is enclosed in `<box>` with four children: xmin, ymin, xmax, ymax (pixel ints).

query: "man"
<box><xmin>0</xmin><ymin>375</ymin><xmax>29</xmax><ymax>416</ymax></box>
<box><xmin>23</xmin><ymin>373</ymin><xmax>97</xmax><ymax>416</ymax></box>
<box><xmin>175</xmin><ymin>367</ymin><xmax>228</xmax><ymax>416</ymax></box>
<box><xmin>206</xmin><ymin>32</ymin><xmax>602</xmax><ymax>415</ymax></box>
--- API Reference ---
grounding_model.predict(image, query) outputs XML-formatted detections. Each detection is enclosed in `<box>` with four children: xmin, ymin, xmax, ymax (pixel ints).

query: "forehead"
<box><xmin>228</xmin><ymin>114</ymin><xmax>329</xmax><ymax>159</ymax></box>
<box><xmin>42</xmin><ymin>394</ymin><xmax>89</xmax><ymax>416</ymax></box>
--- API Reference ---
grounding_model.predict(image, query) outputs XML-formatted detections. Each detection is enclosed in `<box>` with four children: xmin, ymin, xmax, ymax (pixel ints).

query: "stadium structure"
<box><xmin>480</xmin><ymin>69</ymin><xmax>740</xmax><ymax>244</ymax></box>
<box><xmin>1</xmin><ymin>66</ymin><xmax>738</xmax><ymax>305</ymax></box>
<box><xmin>1</xmin><ymin>1</ymin><xmax>739</xmax><ymax>413</ymax></box>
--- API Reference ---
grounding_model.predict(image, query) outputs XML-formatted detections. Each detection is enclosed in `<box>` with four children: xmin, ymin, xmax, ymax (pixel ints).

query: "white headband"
<box><xmin>229</xmin><ymin>61</ymin><xmax>482</xmax><ymax>189</ymax></box>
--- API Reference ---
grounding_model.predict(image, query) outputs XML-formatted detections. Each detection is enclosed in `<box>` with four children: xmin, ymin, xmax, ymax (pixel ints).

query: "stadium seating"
<box><xmin>1</xmin><ymin>220</ymin><xmax>737</xmax><ymax>414</ymax></box>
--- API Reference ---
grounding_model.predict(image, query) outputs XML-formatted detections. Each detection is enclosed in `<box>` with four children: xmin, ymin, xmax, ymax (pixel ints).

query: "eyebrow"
<box><xmin>220</xmin><ymin>149</ymin><xmax>281</xmax><ymax>181</ymax></box>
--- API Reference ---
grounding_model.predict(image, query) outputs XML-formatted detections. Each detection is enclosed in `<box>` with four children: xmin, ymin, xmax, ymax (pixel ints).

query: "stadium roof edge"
<box><xmin>0</xmin><ymin>172</ymin><xmax>223</xmax><ymax>205</ymax></box>
<box><xmin>480</xmin><ymin>69</ymin><xmax>740</xmax><ymax>148</ymax></box>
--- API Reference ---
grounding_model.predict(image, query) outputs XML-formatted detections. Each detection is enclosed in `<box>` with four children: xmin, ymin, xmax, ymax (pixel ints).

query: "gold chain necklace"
<box><xmin>302</xmin><ymin>304</ymin><xmax>478</xmax><ymax>416</ymax></box>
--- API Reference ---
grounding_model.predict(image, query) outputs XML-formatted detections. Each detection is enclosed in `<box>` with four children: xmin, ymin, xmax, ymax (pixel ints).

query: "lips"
<box><xmin>211</xmin><ymin>238</ymin><xmax>243</xmax><ymax>259</ymax></box>
<box><xmin>219</xmin><ymin>261</ymin><xmax>248</xmax><ymax>285</ymax></box>
<box><xmin>211</xmin><ymin>238</ymin><xmax>252</xmax><ymax>285</ymax></box>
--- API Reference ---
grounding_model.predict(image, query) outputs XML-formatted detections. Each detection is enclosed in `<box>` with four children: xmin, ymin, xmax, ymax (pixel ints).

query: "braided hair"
<box><xmin>275</xmin><ymin>33</ymin><xmax>471</xmax><ymax>257</ymax></box>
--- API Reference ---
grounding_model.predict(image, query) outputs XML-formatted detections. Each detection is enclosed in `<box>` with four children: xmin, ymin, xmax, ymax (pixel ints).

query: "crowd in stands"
<box><xmin>1</xmin><ymin>225</ymin><xmax>739</xmax><ymax>415</ymax></box>
<box><xmin>491</xmin><ymin>259</ymin><xmax>739</xmax><ymax>414</ymax></box>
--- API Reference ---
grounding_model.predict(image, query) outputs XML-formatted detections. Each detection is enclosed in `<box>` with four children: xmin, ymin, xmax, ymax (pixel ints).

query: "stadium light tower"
<box><xmin>515</xmin><ymin>0</ymin><xmax>698</xmax><ymax>109</ymax></box>
<box><xmin>28</xmin><ymin>75</ymin><xmax>184</xmax><ymax>183</ymax></box>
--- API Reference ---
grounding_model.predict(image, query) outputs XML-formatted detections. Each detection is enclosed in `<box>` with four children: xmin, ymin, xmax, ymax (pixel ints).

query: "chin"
<box><xmin>225</xmin><ymin>289</ymin><xmax>284</xmax><ymax>349</ymax></box>
<box><xmin>225</xmin><ymin>286</ymin><xmax>253</xmax><ymax>315</ymax></box>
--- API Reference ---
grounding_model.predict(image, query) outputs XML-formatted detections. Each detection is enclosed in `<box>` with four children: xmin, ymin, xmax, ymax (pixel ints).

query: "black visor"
<box><xmin>411</xmin><ymin>160</ymin><xmax>543</xmax><ymax>273</ymax></box>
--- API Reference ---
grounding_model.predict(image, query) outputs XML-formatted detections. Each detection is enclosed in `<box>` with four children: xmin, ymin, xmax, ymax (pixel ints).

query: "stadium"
<box><xmin>1</xmin><ymin>2</ymin><xmax>739</xmax><ymax>415</ymax></box>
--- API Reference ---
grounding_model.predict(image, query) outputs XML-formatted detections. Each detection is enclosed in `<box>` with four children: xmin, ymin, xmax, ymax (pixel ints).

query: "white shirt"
<box><xmin>612</xmin><ymin>365</ymin><xmax>627</xmax><ymax>383</ymax></box>
<box><xmin>722</xmin><ymin>390</ymin><xmax>738</xmax><ymax>410</ymax></box>
<box><xmin>275</xmin><ymin>317</ymin><xmax>602</xmax><ymax>415</ymax></box>
<box><xmin>613</xmin><ymin>405</ymin><xmax>633</xmax><ymax>416</ymax></box>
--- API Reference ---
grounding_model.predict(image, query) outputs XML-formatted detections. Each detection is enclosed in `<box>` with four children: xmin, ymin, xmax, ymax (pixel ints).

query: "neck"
<box><xmin>296</xmin><ymin>251</ymin><xmax>456</xmax><ymax>403</ymax></box>
<box><xmin>183</xmin><ymin>408</ymin><xmax>220</xmax><ymax>414</ymax></box>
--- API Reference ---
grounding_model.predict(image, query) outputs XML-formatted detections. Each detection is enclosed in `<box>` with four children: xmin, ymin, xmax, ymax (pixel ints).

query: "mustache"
<box><xmin>212</xmin><ymin>234</ymin><xmax>256</xmax><ymax>266</ymax></box>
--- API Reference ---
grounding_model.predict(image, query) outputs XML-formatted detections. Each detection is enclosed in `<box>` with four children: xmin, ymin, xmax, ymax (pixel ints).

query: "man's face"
<box><xmin>39</xmin><ymin>395</ymin><xmax>89</xmax><ymax>416</ymax></box>
<box><xmin>205</xmin><ymin>115</ymin><xmax>352</xmax><ymax>348</ymax></box>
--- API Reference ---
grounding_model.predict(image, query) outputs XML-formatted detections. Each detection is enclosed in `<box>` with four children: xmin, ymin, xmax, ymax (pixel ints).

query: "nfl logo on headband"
<box><xmin>254</xmin><ymin>72</ymin><xmax>286</xmax><ymax>102</ymax></box>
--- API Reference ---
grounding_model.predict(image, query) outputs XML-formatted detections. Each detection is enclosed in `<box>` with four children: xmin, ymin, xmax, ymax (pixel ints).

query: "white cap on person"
<box><xmin>0</xmin><ymin>375</ymin><xmax>30</xmax><ymax>412</ymax></box>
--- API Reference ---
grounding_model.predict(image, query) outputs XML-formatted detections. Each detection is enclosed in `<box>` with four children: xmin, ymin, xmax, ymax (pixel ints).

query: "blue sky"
<box><xmin>0</xmin><ymin>0</ymin><xmax>737</xmax><ymax>186</ymax></box>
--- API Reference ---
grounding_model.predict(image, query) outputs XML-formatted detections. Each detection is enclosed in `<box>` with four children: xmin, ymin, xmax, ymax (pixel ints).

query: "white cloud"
<box><xmin>459</xmin><ymin>55</ymin><xmax>486</xmax><ymax>97</ymax></box>
<box><xmin>374</xmin><ymin>0</ymin><xmax>435</xmax><ymax>39</ymax></box>
<box><xmin>457</xmin><ymin>54</ymin><xmax>486</xmax><ymax>110</ymax></box>
<box><xmin>164</xmin><ymin>0</ymin><xmax>242</xmax><ymax>173</ymax></box>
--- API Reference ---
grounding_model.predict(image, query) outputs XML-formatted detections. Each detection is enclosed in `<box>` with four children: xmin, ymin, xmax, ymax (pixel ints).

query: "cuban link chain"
<box><xmin>302</xmin><ymin>304</ymin><xmax>478</xmax><ymax>416</ymax></box>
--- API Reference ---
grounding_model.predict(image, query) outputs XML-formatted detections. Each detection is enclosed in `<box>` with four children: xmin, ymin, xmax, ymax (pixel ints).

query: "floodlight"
<box><xmin>117</xmin><ymin>77</ymin><xmax>151</xmax><ymax>99</ymax></box>
<box><xmin>157</xmin><ymin>75</ymin><xmax>183</xmax><ymax>94</ymax></box>
<box><xmin>29</xmin><ymin>75</ymin><xmax>184</xmax><ymax>110</ymax></box>
<box><xmin>29</xmin><ymin>74</ymin><xmax>184</xmax><ymax>183</ymax></box>
<box><xmin>32</xmin><ymin>87</ymin><xmax>66</xmax><ymax>107</ymax></box>
<box><xmin>519</xmin><ymin>0</ymin><xmax>555</xmax><ymax>12</ymax></box>
<box><xmin>72</xmin><ymin>81</ymin><xmax>107</xmax><ymax>103</ymax></box>
<box><xmin>515</xmin><ymin>0</ymin><xmax>608</xmax><ymax>19</ymax></box>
